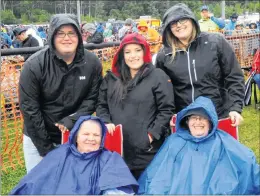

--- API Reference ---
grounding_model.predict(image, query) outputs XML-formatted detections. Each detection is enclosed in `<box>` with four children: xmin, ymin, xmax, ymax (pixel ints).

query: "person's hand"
<box><xmin>170</xmin><ymin>114</ymin><xmax>177</xmax><ymax>128</ymax></box>
<box><xmin>106</xmin><ymin>123</ymin><xmax>116</xmax><ymax>135</ymax></box>
<box><xmin>229</xmin><ymin>111</ymin><xmax>243</xmax><ymax>127</ymax></box>
<box><xmin>55</xmin><ymin>123</ymin><xmax>69</xmax><ymax>133</ymax></box>
<box><xmin>148</xmin><ymin>134</ymin><xmax>153</xmax><ymax>143</ymax></box>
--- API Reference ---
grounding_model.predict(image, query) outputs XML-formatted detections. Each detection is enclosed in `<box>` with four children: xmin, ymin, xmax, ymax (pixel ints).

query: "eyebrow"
<box><xmin>57</xmin><ymin>30</ymin><xmax>76</xmax><ymax>33</ymax></box>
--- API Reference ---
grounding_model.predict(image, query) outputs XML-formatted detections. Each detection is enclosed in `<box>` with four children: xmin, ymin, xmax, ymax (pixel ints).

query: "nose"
<box><xmin>176</xmin><ymin>21</ymin><xmax>182</xmax><ymax>27</ymax></box>
<box><xmin>129</xmin><ymin>52</ymin><xmax>136</xmax><ymax>59</ymax></box>
<box><xmin>87</xmin><ymin>135</ymin><xmax>94</xmax><ymax>141</ymax></box>
<box><xmin>63</xmin><ymin>33</ymin><xmax>70</xmax><ymax>40</ymax></box>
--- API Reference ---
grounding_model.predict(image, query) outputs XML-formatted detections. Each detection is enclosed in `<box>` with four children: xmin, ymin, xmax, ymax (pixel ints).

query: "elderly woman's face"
<box><xmin>187</xmin><ymin>115</ymin><xmax>210</xmax><ymax>138</ymax></box>
<box><xmin>76</xmin><ymin>121</ymin><xmax>102</xmax><ymax>153</ymax></box>
<box><xmin>170</xmin><ymin>18</ymin><xmax>193</xmax><ymax>43</ymax></box>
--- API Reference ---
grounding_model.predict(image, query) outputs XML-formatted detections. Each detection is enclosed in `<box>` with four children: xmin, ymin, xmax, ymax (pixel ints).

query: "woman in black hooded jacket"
<box><xmin>96</xmin><ymin>33</ymin><xmax>175</xmax><ymax>180</ymax></box>
<box><xmin>156</xmin><ymin>3</ymin><xmax>245</xmax><ymax>126</ymax></box>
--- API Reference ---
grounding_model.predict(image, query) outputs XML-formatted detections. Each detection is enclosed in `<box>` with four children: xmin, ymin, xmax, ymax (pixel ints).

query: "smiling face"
<box><xmin>54</xmin><ymin>24</ymin><xmax>79</xmax><ymax>57</ymax></box>
<box><xmin>201</xmin><ymin>10</ymin><xmax>209</xmax><ymax>19</ymax></box>
<box><xmin>76</xmin><ymin>120</ymin><xmax>102</xmax><ymax>153</ymax></box>
<box><xmin>123</xmin><ymin>43</ymin><xmax>144</xmax><ymax>77</ymax></box>
<box><xmin>187</xmin><ymin>115</ymin><xmax>210</xmax><ymax>138</ymax></box>
<box><xmin>170</xmin><ymin>18</ymin><xmax>193</xmax><ymax>44</ymax></box>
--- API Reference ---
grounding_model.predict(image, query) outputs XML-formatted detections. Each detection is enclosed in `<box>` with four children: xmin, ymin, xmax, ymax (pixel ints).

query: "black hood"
<box><xmin>161</xmin><ymin>3</ymin><xmax>201</xmax><ymax>47</ymax></box>
<box><xmin>48</xmin><ymin>14</ymin><xmax>84</xmax><ymax>61</ymax></box>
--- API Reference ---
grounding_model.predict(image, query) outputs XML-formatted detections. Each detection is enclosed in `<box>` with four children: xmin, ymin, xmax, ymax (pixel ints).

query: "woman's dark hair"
<box><xmin>110</xmin><ymin>45</ymin><xmax>146</xmax><ymax>104</ymax></box>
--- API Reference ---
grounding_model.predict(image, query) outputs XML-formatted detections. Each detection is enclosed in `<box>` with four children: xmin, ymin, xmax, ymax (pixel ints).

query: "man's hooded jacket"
<box><xmin>10</xmin><ymin>116</ymin><xmax>138</xmax><ymax>195</ymax></box>
<box><xmin>138</xmin><ymin>96</ymin><xmax>260</xmax><ymax>195</ymax></box>
<box><xmin>19</xmin><ymin>14</ymin><xmax>103</xmax><ymax>156</ymax></box>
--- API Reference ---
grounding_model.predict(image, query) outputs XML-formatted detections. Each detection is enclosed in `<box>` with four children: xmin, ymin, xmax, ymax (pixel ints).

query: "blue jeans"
<box><xmin>23</xmin><ymin>134</ymin><xmax>42</xmax><ymax>173</ymax></box>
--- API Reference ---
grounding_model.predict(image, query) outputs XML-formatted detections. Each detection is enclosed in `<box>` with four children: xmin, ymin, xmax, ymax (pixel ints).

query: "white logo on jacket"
<box><xmin>79</xmin><ymin>76</ymin><xmax>86</xmax><ymax>80</ymax></box>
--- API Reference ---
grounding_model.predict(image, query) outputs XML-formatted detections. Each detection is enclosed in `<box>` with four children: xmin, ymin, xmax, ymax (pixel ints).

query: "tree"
<box><xmin>1</xmin><ymin>9</ymin><xmax>17</xmax><ymax>24</ymax></box>
<box><xmin>109</xmin><ymin>9</ymin><xmax>122</xmax><ymax>20</ymax></box>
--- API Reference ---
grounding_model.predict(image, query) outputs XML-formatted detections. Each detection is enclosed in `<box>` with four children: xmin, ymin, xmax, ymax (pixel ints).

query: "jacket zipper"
<box><xmin>186</xmin><ymin>47</ymin><xmax>195</xmax><ymax>102</ymax></box>
<box><xmin>192</xmin><ymin>59</ymin><xmax>197</xmax><ymax>81</ymax></box>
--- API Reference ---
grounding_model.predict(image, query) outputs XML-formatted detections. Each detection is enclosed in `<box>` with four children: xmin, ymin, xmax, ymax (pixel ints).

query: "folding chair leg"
<box><xmin>253</xmin><ymin>82</ymin><xmax>257</xmax><ymax>109</ymax></box>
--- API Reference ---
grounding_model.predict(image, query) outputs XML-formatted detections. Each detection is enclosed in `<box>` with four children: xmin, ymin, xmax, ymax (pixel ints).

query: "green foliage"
<box><xmin>1</xmin><ymin>1</ymin><xmax>259</xmax><ymax>24</ymax></box>
<box><xmin>109</xmin><ymin>9</ymin><xmax>122</xmax><ymax>20</ymax></box>
<box><xmin>81</xmin><ymin>15</ymin><xmax>96</xmax><ymax>23</ymax></box>
<box><xmin>1</xmin><ymin>9</ymin><xmax>17</xmax><ymax>24</ymax></box>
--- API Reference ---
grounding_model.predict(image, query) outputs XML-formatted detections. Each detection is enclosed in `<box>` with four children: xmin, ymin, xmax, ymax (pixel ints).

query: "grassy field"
<box><xmin>1</xmin><ymin>61</ymin><xmax>259</xmax><ymax>195</ymax></box>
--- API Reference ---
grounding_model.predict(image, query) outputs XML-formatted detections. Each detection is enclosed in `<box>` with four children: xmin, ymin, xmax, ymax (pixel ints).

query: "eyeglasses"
<box><xmin>56</xmin><ymin>31</ymin><xmax>77</xmax><ymax>38</ymax></box>
<box><xmin>188</xmin><ymin>115</ymin><xmax>208</xmax><ymax>121</ymax></box>
<box><xmin>170</xmin><ymin>18</ymin><xmax>189</xmax><ymax>28</ymax></box>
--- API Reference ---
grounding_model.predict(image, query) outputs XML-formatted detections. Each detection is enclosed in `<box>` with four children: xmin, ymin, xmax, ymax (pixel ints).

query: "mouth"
<box><xmin>176</xmin><ymin>28</ymin><xmax>186</xmax><ymax>32</ymax></box>
<box><xmin>193</xmin><ymin>126</ymin><xmax>204</xmax><ymax>129</ymax></box>
<box><xmin>130</xmin><ymin>59</ymin><xmax>140</xmax><ymax>63</ymax></box>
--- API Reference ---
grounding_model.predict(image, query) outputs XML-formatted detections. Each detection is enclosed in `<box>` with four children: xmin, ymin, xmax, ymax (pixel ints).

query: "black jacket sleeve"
<box><xmin>217</xmin><ymin>34</ymin><xmax>245</xmax><ymax>113</ymax></box>
<box><xmin>148</xmin><ymin>69</ymin><xmax>175</xmax><ymax>140</ymax></box>
<box><xmin>30</xmin><ymin>37</ymin><xmax>40</xmax><ymax>47</ymax></box>
<box><xmin>19</xmin><ymin>61</ymin><xmax>55</xmax><ymax>156</ymax></box>
<box><xmin>23</xmin><ymin>37</ymin><xmax>40</xmax><ymax>61</ymax></box>
<box><xmin>96</xmin><ymin>74</ymin><xmax>112</xmax><ymax>123</ymax></box>
<box><xmin>58</xmin><ymin>58</ymin><xmax>103</xmax><ymax>130</ymax></box>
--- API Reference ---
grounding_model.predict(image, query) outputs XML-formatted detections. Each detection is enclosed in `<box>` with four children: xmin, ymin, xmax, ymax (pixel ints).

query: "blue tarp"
<box><xmin>138</xmin><ymin>96</ymin><xmax>260</xmax><ymax>195</ymax></box>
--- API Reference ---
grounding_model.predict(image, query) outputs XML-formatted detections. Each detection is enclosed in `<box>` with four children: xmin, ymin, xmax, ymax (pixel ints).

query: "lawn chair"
<box><xmin>171</xmin><ymin>116</ymin><xmax>239</xmax><ymax>140</ymax></box>
<box><xmin>61</xmin><ymin>124</ymin><xmax>123</xmax><ymax>156</ymax></box>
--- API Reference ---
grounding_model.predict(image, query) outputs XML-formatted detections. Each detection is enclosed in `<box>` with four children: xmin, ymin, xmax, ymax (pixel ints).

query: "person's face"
<box><xmin>231</xmin><ymin>18</ymin><xmax>237</xmax><ymax>23</ymax></box>
<box><xmin>16</xmin><ymin>32</ymin><xmax>25</xmax><ymax>42</ymax></box>
<box><xmin>236</xmin><ymin>25</ymin><xmax>242</xmax><ymax>30</ymax></box>
<box><xmin>201</xmin><ymin>10</ymin><xmax>209</xmax><ymax>19</ymax></box>
<box><xmin>139</xmin><ymin>26</ymin><xmax>147</xmax><ymax>32</ymax></box>
<box><xmin>125</xmin><ymin>24</ymin><xmax>132</xmax><ymax>30</ymax></box>
<box><xmin>54</xmin><ymin>25</ymin><xmax>79</xmax><ymax>56</ymax></box>
<box><xmin>123</xmin><ymin>44</ymin><xmax>144</xmax><ymax>73</ymax></box>
<box><xmin>76</xmin><ymin>121</ymin><xmax>102</xmax><ymax>153</ymax></box>
<box><xmin>170</xmin><ymin>18</ymin><xmax>193</xmax><ymax>43</ymax></box>
<box><xmin>187</xmin><ymin>115</ymin><xmax>210</xmax><ymax>138</ymax></box>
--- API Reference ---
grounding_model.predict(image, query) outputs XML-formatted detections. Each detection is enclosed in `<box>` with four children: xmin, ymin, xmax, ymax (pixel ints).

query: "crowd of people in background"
<box><xmin>1</xmin><ymin>7</ymin><xmax>259</xmax><ymax>51</ymax></box>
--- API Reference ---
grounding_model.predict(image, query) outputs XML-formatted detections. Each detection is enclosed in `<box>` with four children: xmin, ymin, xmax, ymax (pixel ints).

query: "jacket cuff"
<box><xmin>58</xmin><ymin>117</ymin><xmax>75</xmax><ymax>131</ymax></box>
<box><xmin>229</xmin><ymin>104</ymin><xmax>243</xmax><ymax>114</ymax></box>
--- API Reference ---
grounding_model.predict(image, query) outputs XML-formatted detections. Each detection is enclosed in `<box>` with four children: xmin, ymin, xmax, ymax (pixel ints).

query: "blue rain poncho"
<box><xmin>138</xmin><ymin>96</ymin><xmax>260</xmax><ymax>194</ymax></box>
<box><xmin>10</xmin><ymin>116</ymin><xmax>138</xmax><ymax>195</ymax></box>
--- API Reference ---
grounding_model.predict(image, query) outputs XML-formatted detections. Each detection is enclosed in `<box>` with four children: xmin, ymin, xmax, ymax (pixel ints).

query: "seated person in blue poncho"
<box><xmin>10</xmin><ymin>116</ymin><xmax>138</xmax><ymax>195</ymax></box>
<box><xmin>138</xmin><ymin>96</ymin><xmax>260</xmax><ymax>195</ymax></box>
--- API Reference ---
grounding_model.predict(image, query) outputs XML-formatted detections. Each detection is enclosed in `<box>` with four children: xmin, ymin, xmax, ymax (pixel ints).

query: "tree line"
<box><xmin>1</xmin><ymin>0</ymin><xmax>259</xmax><ymax>24</ymax></box>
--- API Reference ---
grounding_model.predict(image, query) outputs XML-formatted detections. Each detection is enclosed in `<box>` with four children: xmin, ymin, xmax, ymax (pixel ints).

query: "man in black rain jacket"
<box><xmin>19</xmin><ymin>14</ymin><xmax>102</xmax><ymax>173</ymax></box>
